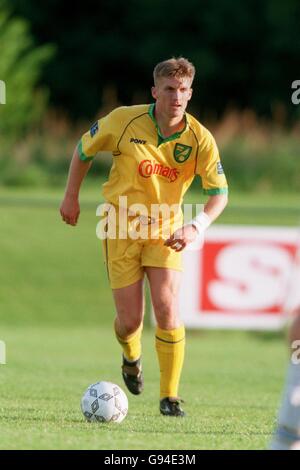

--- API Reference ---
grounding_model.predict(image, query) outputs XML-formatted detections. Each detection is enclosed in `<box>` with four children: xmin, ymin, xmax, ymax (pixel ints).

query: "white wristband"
<box><xmin>190</xmin><ymin>212</ymin><xmax>211</xmax><ymax>235</ymax></box>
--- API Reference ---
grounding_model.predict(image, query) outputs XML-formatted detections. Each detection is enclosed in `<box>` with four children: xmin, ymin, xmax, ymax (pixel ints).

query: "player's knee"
<box><xmin>152</xmin><ymin>284</ymin><xmax>179</xmax><ymax>311</ymax></box>
<box><xmin>115</xmin><ymin>304</ymin><xmax>143</xmax><ymax>335</ymax></box>
<box><xmin>117</xmin><ymin>316</ymin><xmax>142</xmax><ymax>336</ymax></box>
<box><xmin>152</xmin><ymin>295</ymin><xmax>175</xmax><ymax>318</ymax></box>
<box><xmin>152</xmin><ymin>296</ymin><xmax>180</xmax><ymax>330</ymax></box>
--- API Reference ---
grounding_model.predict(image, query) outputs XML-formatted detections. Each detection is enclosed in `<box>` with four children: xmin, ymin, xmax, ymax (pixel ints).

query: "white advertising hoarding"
<box><xmin>180</xmin><ymin>225</ymin><xmax>300</xmax><ymax>330</ymax></box>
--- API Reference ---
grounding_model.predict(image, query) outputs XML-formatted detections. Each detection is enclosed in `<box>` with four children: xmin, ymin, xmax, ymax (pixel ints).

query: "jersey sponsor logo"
<box><xmin>130</xmin><ymin>138</ymin><xmax>147</xmax><ymax>145</ymax></box>
<box><xmin>174</xmin><ymin>143</ymin><xmax>192</xmax><ymax>163</ymax></box>
<box><xmin>217</xmin><ymin>161</ymin><xmax>224</xmax><ymax>174</ymax></box>
<box><xmin>90</xmin><ymin>121</ymin><xmax>99</xmax><ymax>137</ymax></box>
<box><xmin>138</xmin><ymin>159</ymin><xmax>179</xmax><ymax>182</ymax></box>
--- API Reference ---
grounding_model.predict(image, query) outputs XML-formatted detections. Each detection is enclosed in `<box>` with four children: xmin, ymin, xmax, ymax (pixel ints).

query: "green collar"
<box><xmin>148</xmin><ymin>103</ymin><xmax>188</xmax><ymax>146</ymax></box>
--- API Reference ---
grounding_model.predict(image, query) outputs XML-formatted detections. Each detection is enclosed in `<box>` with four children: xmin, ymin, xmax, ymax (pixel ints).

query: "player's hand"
<box><xmin>164</xmin><ymin>224</ymin><xmax>198</xmax><ymax>252</ymax></box>
<box><xmin>60</xmin><ymin>194</ymin><xmax>80</xmax><ymax>226</ymax></box>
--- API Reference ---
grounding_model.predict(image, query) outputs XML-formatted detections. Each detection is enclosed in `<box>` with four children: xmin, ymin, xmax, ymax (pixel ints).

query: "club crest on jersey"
<box><xmin>90</xmin><ymin>121</ymin><xmax>99</xmax><ymax>138</ymax></box>
<box><xmin>174</xmin><ymin>143</ymin><xmax>192</xmax><ymax>163</ymax></box>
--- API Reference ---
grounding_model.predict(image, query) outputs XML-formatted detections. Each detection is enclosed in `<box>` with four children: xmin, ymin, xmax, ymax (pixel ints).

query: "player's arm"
<box><xmin>183</xmin><ymin>192</ymin><xmax>228</xmax><ymax>242</ymax></box>
<box><xmin>165</xmin><ymin>194</ymin><xmax>228</xmax><ymax>251</ymax></box>
<box><xmin>60</xmin><ymin>108</ymin><xmax>123</xmax><ymax>226</ymax></box>
<box><xmin>60</xmin><ymin>145</ymin><xmax>92</xmax><ymax>226</ymax></box>
<box><xmin>166</xmin><ymin>128</ymin><xmax>228</xmax><ymax>251</ymax></box>
<box><xmin>202</xmin><ymin>193</ymin><xmax>228</xmax><ymax>222</ymax></box>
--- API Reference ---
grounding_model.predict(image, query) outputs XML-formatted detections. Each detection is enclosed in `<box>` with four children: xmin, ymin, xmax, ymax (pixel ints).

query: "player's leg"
<box><xmin>145</xmin><ymin>266</ymin><xmax>186</xmax><ymax>416</ymax></box>
<box><xmin>270</xmin><ymin>307</ymin><xmax>300</xmax><ymax>449</ymax></box>
<box><xmin>102</xmin><ymin>230</ymin><xmax>145</xmax><ymax>395</ymax></box>
<box><xmin>112</xmin><ymin>279</ymin><xmax>145</xmax><ymax>395</ymax></box>
<box><xmin>113</xmin><ymin>278</ymin><xmax>144</xmax><ymax>357</ymax></box>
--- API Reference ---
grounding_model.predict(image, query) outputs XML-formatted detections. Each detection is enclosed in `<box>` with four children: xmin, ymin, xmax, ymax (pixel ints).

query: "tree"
<box><xmin>0</xmin><ymin>2</ymin><xmax>55</xmax><ymax>137</ymax></box>
<box><xmin>5</xmin><ymin>0</ymin><xmax>300</xmax><ymax>121</ymax></box>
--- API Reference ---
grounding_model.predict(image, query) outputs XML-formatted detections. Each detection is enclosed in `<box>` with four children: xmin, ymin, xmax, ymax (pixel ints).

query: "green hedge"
<box><xmin>0</xmin><ymin>128</ymin><xmax>299</xmax><ymax>192</ymax></box>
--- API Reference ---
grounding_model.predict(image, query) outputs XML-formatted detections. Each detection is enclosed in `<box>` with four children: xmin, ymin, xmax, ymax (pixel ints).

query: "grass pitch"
<box><xmin>0</xmin><ymin>184</ymin><xmax>298</xmax><ymax>449</ymax></box>
<box><xmin>0</xmin><ymin>324</ymin><xmax>286</xmax><ymax>450</ymax></box>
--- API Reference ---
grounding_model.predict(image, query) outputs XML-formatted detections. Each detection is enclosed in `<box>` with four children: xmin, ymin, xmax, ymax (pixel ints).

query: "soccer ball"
<box><xmin>81</xmin><ymin>381</ymin><xmax>128</xmax><ymax>423</ymax></box>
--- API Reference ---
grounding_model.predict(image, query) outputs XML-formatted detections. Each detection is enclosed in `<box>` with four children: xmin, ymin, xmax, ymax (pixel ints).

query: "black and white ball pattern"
<box><xmin>81</xmin><ymin>381</ymin><xmax>128</xmax><ymax>423</ymax></box>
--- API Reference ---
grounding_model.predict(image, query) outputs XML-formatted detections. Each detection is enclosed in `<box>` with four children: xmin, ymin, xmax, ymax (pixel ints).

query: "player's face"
<box><xmin>151</xmin><ymin>76</ymin><xmax>193</xmax><ymax>119</ymax></box>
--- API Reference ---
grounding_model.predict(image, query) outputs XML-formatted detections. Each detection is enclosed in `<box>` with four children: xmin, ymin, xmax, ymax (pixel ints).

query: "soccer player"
<box><xmin>60</xmin><ymin>57</ymin><xmax>228</xmax><ymax>416</ymax></box>
<box><xmin>270</xmin><ymin>307</ymin><xmax>300</xmax><ymax>449</ymax></box>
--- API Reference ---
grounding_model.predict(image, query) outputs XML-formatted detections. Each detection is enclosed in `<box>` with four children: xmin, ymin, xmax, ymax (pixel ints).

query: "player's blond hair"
<box><xmin>153</xmin><ymin>57</ymin><xmax>195</xmax><ymax>85</ymax></box>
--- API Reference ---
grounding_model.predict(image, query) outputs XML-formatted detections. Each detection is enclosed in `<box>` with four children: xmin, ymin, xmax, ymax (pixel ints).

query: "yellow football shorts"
<box><xmin>100</xmin><ymin>209</ymin><xmax>183</xmax><ymax>289</ymax></box>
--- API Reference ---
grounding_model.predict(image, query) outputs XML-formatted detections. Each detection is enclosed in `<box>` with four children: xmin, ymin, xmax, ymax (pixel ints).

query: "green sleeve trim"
<box><xmin>77</xmin><ymin>140</ymin><xmax>94</xmax><ymax>162</ymax></box>
<box><xmin>203</xmin><ymin>188</ymin><xmax>228</xmax><ymax>195</ymax></box>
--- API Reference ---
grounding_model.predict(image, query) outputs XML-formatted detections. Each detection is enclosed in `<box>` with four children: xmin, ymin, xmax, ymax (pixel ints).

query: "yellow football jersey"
<box><xmin>78</xmin><ymin>104</ymin><xmax>228</xmax><ymax>211</ymax></box>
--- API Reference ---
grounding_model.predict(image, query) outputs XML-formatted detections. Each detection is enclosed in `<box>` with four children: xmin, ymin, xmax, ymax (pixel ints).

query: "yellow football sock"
<box><xmin>114</xmin><ymin>321</ymin><xmax>143</xmax><ymax>362</ymax></box>
<box><xmin>155</xmin><ymin>325</ymin><xmax>185</xmax><ymax>399</ymax></box>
